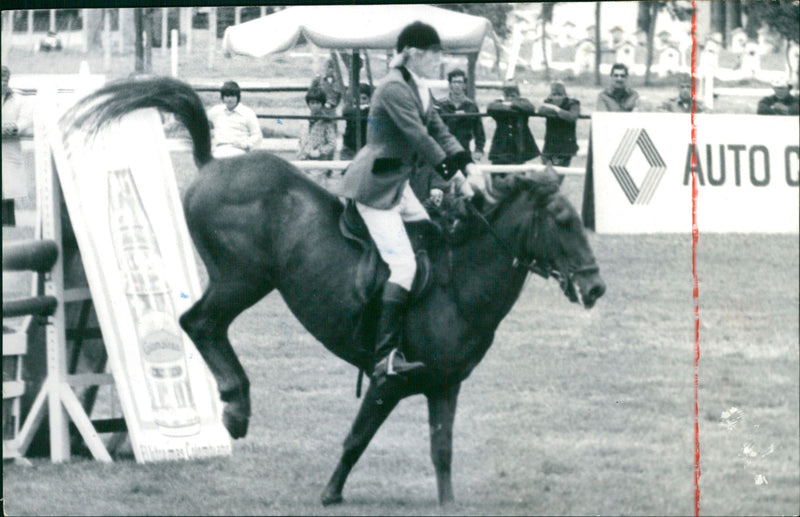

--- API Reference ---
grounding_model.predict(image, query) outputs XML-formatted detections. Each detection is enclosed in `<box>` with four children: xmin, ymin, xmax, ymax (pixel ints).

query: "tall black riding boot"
<box><xmin>372</xmin><ymin>282</ymin><xmax>425</xmax><ymax>383</ymax></box>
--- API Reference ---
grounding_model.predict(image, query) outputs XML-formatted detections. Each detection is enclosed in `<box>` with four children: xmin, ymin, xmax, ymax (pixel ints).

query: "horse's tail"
<box><xmin>60</xmin><ymin>76</ymin><xmax>213</xmax><ymax>167</ymax></box>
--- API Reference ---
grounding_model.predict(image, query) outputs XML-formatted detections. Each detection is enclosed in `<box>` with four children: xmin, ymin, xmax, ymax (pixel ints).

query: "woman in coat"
<box><xmin>340</xmin><ymin>21</ymin><xmax>476</xmax><ymax>384</ymax></box>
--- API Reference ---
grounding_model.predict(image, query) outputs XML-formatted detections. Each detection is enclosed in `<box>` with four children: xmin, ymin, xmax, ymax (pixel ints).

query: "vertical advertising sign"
<box><xmin>48</xmin><ymin>107</ymin><xmax>232</xmax><ymax>462</ymax></box>
<box><xmin>591</xmin><ymin>113</ymin><xmax>799</xmax><ymax>233</ymax></box>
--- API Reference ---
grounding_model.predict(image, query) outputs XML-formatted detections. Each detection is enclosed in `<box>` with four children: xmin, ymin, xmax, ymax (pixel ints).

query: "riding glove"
<box><xmin>435</xmin><ymin>150</ymin><xmax>472</xmax><ymax>181</ymax></box>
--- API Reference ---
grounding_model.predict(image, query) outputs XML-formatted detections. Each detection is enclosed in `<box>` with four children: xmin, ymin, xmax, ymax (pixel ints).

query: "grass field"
<box><xmin>3</xmin><ymin>35</ymin><xmax>799</xmax><ymax>516</ymax></box>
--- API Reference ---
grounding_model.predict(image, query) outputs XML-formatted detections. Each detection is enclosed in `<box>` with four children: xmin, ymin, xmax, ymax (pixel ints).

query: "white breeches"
<box><xmin>356</xmin><ymin>181</ymin><xmax>429</xmax><ymax>291</ymax></box>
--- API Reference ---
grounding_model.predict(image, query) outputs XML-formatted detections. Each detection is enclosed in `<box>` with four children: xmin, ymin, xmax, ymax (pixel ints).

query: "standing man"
<box><xmin>757</xmin><ymin>79</ymin><xmax>799</xmax><ymax>115</ymax></box>
<box><xmin>659</xmin><ymin>75</ymin><xmax>706</xmax><ymax>113</ymax></box>
<box><xmin>436</xmin><ymin>69</ymin><xmax>486</xmax><ymax>161</ymax></box>
<box><xmin>538</xmin><ymin>81</ymin><xmax>580</xmax><ymax>167</ymax></box>
<box><xmin>585</xmin><ymin>63</ymin><xmax>639</xmax><ymax>230</ymax></box>
<box><xmin>487</xmin><ymin>80</ymin><xmax>540</xmax><ymax>165</ymax></box>
<box><xmin>206</xmin><ymin>80</ymin><xmax>262</xmax><ymax>158</ymax></box>
<box><xmin>340</xmin><ymin>21</ymin><xmax>476</xmax><ymax>383</ymax></box>
<box><xmin>2</xmin><ymin>66</ymin><xmax>33</xmax><ymax>225</ymax></box>
<box><xmin>596</xmin><ymin>63</ymin><xmax>640</xmax><ymax>112</ymax></box>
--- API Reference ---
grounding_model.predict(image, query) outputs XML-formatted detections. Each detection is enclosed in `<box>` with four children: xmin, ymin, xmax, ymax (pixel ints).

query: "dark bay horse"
<box><xmin>62</xmin><ymin>76</ymin><xmax>605</xmax><ymax>506</ymax></box>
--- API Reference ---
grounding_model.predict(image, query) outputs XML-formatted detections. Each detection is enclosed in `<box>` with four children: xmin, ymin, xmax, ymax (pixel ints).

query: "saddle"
<box><xmin>339</xmin><ymin>199</ymin><xmax>445</xmax><ymax>305</ymax></box>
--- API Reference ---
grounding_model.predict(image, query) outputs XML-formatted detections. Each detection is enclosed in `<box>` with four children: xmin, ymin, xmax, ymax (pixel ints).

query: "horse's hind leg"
<box><xmin>321</xmin><ymin>383</ymin><xmax>404</xmax><ymax>505</ymax></box>
<box><xmin>179</xmin><ymin>279</ymin><xmax>271</xmax><ymax>438</ymax></box>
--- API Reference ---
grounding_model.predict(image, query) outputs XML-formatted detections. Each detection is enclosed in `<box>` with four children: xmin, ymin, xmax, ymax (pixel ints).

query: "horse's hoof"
<box><xmin>222</xmin><ymin>406</ymin><xmax>250</xmax><ymax>439</ymax></box>
<box><xmin>320</xmin><ymin>490</ymin><xmax>343</xmax><ymax>506</ymax></box>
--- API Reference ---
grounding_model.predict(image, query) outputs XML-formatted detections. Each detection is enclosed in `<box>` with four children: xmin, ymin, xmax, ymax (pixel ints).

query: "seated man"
<box><xmin>757</xmin><ymin>79</ymin><xmax>799</xmax><ymax>116</ymax></box>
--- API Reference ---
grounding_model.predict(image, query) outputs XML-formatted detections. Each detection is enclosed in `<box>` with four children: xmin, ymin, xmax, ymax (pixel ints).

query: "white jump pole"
<box><xmin>171</xmin><ymin>28</ymin><xmax>178</xmax><ymax>77</ymax></box>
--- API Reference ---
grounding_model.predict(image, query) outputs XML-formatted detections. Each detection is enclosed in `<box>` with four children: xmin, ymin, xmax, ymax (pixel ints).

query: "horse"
<box><xmin>61</xmin><ymin>76</ymin><xmax>606</xmax><ymax>506</ymax></box>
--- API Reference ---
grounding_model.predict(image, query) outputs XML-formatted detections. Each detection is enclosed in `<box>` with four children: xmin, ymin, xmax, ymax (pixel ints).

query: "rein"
<box><xmin>465</xmin><ymin>201</ymin><xmax>550</xmax><ymax>279</ymax></box>
<box><xmin>464</xmin><ymin>200</ymin><xmax>600</xmax><ymax>291</ymax></box>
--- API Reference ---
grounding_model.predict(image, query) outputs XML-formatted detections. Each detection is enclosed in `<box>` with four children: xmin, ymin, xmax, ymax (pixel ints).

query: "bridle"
<box><xmin>465</xmin><ymin>199</ymin><xmax>599</xmax><ymax>302</ymax></box>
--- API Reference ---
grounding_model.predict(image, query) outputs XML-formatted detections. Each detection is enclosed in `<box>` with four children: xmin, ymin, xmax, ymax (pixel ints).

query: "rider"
<box><xmin>340</xmin><ymin>21</ymin><xmax>477</xmax><ymax>384</ymax></box>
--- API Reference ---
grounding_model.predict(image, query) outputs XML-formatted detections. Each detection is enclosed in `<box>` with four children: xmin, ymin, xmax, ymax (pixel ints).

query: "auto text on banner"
<box><xmin>50</xmin><ymin>107</ymin><xmax>232</xmax><ymax>462</ymax></box>
<box><xmin>591</xmin><ymin>113</ymin><xmax>799</xmax><ymax>233</ymax></box>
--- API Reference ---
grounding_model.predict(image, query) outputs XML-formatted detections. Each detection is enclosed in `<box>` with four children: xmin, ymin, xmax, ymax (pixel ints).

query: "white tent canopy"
<box><xmin>221</xmin><ymin>5</ymin><xmax>496</xmax><ymax>57</ymax></box>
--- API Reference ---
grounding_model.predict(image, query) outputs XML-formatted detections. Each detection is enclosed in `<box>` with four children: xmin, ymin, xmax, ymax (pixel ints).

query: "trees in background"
<box><xmin>539</xmin><ymin>3</ymin><xmax>555</xmax><ymax>81</ymax></box>
<box><xmin>437</xmin><ymin>3</ymin><xmax>514</xmax><ymax>40</ymax></box>
<box><xmin>594</xmin><ymin>3</ymin><xmax>601</xmax><ymax>86</ymax></box>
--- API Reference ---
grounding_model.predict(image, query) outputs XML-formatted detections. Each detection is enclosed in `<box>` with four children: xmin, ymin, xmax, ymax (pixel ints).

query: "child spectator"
<box><xmin>538</xmin><ymin>81</ymin><xmax>580</xmax><ymax>167</ymax></box>
<box><xmin>298</xmin><ymin>87</ymin><xmax>338</xmax><ymax>188</ymax></box>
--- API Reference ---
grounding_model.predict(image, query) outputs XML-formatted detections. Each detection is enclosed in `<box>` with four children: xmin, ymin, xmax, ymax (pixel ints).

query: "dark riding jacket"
<box><xmin>487</xmin><ymin>97</ymin><xmax>540</xmax><ymax>165</ymax></box>
<box><xmin>340</xmin><ymin>66</ymin><xmax>464</xmax><ymax>210</ymax></box>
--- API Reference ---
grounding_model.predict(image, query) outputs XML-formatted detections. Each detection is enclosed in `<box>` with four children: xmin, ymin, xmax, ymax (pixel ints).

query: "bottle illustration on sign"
<box><xmin>107</xmin><ymin>168</ymin><xmax>201</xmax><ymax>437</ymax></box>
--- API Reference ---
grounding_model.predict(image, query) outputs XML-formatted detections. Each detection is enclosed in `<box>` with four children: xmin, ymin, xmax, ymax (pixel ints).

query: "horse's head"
<box><xmin>481</xmin><ymin>167</ymin><xmax>605</xmax><ymax>309</ymax></box>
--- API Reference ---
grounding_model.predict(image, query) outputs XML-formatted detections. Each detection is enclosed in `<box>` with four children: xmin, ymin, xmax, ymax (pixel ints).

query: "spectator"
<box><xmin>596</xmin><ymin>63</ymin><xmax>640</xmax><ymax>112</ymax></box>
<box><xmin>659</xmin><ymin>76</ymin><xmax>706</xmax><ymax>113</ymax></box>
<box><xmin>310</xmin><ymin>54</ymin><xmax>346</xmax><ymax>118</ymax></box>
<box><xmin>206</xmin><ymin>80</ymin><xmax>262</xmax><ymax>158</ymax></box>
<box><xmin>297</xmin><ymin>87</ymin><xmax>337</xmax><ymax>188</ymax></box>
<box><xmin>487</xmin><ymin>80</ymin><xmax>540</xmax><ymax>165</ymax></box>
<box><xmin>538</xmin><ymin>81</ymin><xmax>580</xmax><ymax>167</ymax></box>
<box><xmin>757</xmin><ymin>79</ymin><xmax>799</xmax><ymax>116</ymax></box>
<box><xmin>2</xmin><ymin>66</ymin><xmax>33</xmax><ymax>225</ymax></box>
<box><xmin>435</xmin><ymin>68</ymin><xmax>486</xmax><ymax>161</ymax></box>
<box><xmin>341</xmin><ymin>83</ymin><xmax>373</xmax><ymax>160</ymax></box>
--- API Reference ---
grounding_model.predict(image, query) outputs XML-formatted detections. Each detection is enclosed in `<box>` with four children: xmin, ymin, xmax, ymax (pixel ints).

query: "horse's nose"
<box><xmin>589</xmin><ymin>281</ymin><xmax>606</xmax><ymax>301</ymax></box>
<box><xmin>582</xmin><ymin>278</ymin><xmax>606</xmax><ymax>309</ymax></box>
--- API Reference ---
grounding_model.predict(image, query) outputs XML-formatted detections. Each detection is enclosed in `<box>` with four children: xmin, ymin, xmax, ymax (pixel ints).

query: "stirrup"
<box><xmin>373</xmin><ymin>349</ymin><xmax>425</xmax><ymax>379</ymax></box>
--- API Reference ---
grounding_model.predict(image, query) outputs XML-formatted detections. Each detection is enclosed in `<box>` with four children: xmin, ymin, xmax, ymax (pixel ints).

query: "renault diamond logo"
<box><xmin>609</xmin><ymin>128</ymin><xmax>667</xmax><ymax>205</ymax></box>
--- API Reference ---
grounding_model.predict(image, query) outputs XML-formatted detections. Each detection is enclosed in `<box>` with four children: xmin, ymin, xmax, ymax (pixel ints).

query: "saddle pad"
<box><xmin>339</xmin><ymin>200</ymin><xmax>436</xmax><ymax>303</ymax></box>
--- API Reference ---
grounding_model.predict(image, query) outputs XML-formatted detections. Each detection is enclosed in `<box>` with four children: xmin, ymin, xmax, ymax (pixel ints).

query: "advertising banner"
<box><xmin>46</xmin><ymin>105</ymin><xmax>232</xmax><ymax>462</ymax></box>
<box><xmin>591</xmin><ymin>113</ymin><xmax>799</xmax><ymax>233</ymax></box>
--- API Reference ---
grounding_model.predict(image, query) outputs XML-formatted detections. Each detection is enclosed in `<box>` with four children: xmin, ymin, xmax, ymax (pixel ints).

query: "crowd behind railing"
<box><xmin>2</xmin><ymin>61</ymin><xmax>799</xmax><ymax>224</ymax></box>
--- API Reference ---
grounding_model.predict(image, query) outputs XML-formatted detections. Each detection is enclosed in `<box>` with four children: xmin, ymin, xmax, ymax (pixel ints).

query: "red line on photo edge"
<box><xmin>690</xmin><ymin>1</ymin><xmax>701</xmax><ymax>515</ymax></box>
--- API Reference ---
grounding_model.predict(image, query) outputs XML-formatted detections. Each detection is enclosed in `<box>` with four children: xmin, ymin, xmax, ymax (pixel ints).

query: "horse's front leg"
<box><xmin>321</xmin><ymin>381</ymin><xmax>404</xmax><ymax>506</ymax></box>
<box><xmin>426</xmin><ymin>382</ymin><xmax>461</xmax><ymax>505</ymax></box>
<box><xmin>179</xmin><ymin>281</ymin><xmax>271</xmax><ymax>439</ymax></box>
